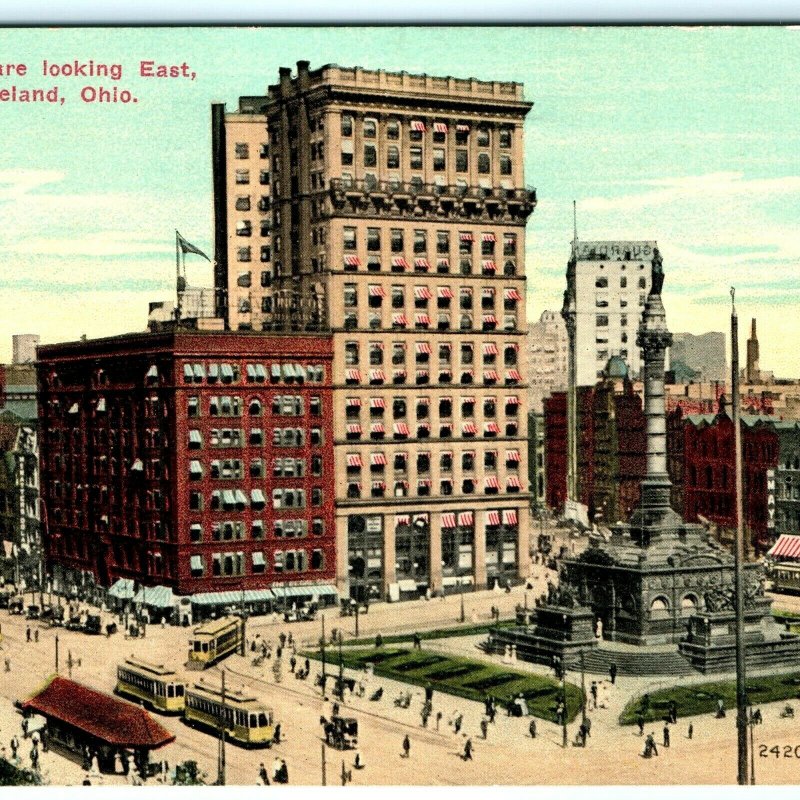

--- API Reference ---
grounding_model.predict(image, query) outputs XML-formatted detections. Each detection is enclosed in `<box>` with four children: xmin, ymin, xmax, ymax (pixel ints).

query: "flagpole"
<box><xmin>175</xmin><ymin>230</ymin><xmax>182</xmax><ymax>323</ymax></box>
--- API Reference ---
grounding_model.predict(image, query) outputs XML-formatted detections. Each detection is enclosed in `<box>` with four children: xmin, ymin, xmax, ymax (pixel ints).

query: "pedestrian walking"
<box><xmin>4</xmin><ymin>658</ymin><xmax>10</xmax><ymax>672</ymax></box>
<box><xmin>375</xmin><ymin>633</ymin><xmax>384</xmax><ymax>648</ymax></box>
<box><xmin>413</xmin><ymin>633</ymin><xmax>421</xmax><ymax>650</ymax></box>
<box><xmin>277</xmin><ymin>759</ymin><xmax>288</xmax><ymax>784</ymax></box>
<box><xmin>609</xmin><ymin>663</ymin><xmax>617</xmax><ymax>685</ymax></box>
<box><xmin>488</xmin><ymin>700</ymin><xmax>497</xmax><ymax>724</ymax></box>
<box><xmin>259</xmin><ymin>762</ymin><xmax>270</xmax><ymax>785</ymax></box>
<box><xmin>273</xmin><ymin>723</ymin><xmax>281</xmax><ymax>744</ymax></box>
<box><xmin>529</xmin><ymin>719</ymin><xmax>537</xmax><ymax>739</ymax></box>
<box><xmin>590</xmin><ymin>681</ymin><xmax>598</xmax><ymax>709</ymax></box>
<box><xmin>26</xmin><ymin>627</ymin><xmax>31</xmax><ymax>643</ymax></box>
<box><xmin>305</xmin><ymin>657</ymin><xmax>311</xmax><ymax>674</ymax></box>
<box><xmin>10</xmin><ymin>736</ymin><xmax>19</xmax><ymax>759</ymax></box>
<box><xmin>716</xmin><ymin>698</ymin><xmax>726</xmax><ymax>718</ymax></box>
<box><xmin>636</xmin><ymin>713</ymin><xmax>645</xmax><ymax>736</ymax></box>
<box><xmin>688</xmin><ymin>723</ymin><xmax>694</xmax><ymax>740</ymax></box>
<box><xmin>453</xmin><ymin>712</ymin><xmax>463</xmax><ymax>734</ymax></box>
<box><xmin>290</xmin><ymin>655</ymin><xmax>297</xmax><ymax>673</ymax></box>
<box><xmin>34</xmin><ymin>629</ymin><xmax>39</xmax><ymax>644</ymax></box>
<box><xmin>271</xmin><ymin>756</ymin><xmax>282</xmax><ymax>783</ymax></box>
<box><xmin>435</xmin><ymin>711</ymin><xmax>442</xmax><ymax>731</ymax></box>
<box><xmin>480</xmin><ymin>718</ymin><xmax>488</xmax><ymax>739</ymax></box>
<box><xmin>463</xmin><ymin>737</ymin><xmax>473</xmax><ymax>761</ymax></box>
<box><xmin>21</xmin><ymin>718</ymin><xmax>29</xmax><ymax>738</ymax></box>
<box><xmin>402</xmin><ymin>734</ymin><xmax>410</xmax><ymax>758</ymax></box>
<box><xmin>663</xmin><ymin>724</ymin><xmax>670</xmax><ymax>748</ymax></box>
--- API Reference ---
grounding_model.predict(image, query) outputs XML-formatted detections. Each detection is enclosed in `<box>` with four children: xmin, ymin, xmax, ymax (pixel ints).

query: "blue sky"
<box><xmin>2</xmin><ymin>26</ymin><xmax>799</xmax><ymax>374</ymax></box>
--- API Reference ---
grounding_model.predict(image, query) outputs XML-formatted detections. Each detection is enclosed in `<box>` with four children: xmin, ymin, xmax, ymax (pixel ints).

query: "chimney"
<box><xmin>297</xmin><ymin>60</ymin><xmax>311</xmax><ymax>90</ymax></box>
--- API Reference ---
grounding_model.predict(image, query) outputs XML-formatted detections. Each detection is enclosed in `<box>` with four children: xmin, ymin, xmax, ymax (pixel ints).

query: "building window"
<box><xmin>499</xmin><ymin>127</ymin><xmax>512</xmax><ymax>148</ymax></box>
<box><xmin>341</xmin><ymin>114</ymin><xmax>353</xmax><ymax>137</ymax></box>
<box><xmin>363</xmin><ymin>118</ymin><xmax>377</xmax><ymax>138</ymax></box>
<box><xmin>235</xmin><ymin>169</ymin><xmax>250</xmax><ymax>184</ymax></box>
<box><xmin>410</xmin><ymin>146</ymin><xmax>423</xmax><ymax>170</ymax></box>
<box><xmin>455</xmin><ymin>149</ymin><xmax>468</xmax><ymax>173</ymax></box>
<box><xmin>433</xmin><ymin>148</ymin><xmax>446</xmax><ymax>171</ymax></box>
<box><xmin>478</xmin><ymin>153</ymin><xmax>490</xmax><ymax>174</ymax></box>
<box><xmin>596</xmin><ymin>315</ymin><xmax>609</xmax><ymax>327</ymax></box>
<box><xmin>364</xmin><ymin>144</ymin><xmax>377</xmax><ymax>168</ymax></box>
<box><xmin>237</xmin><ymin>247</ymin><xmax>251</xmax><ymax>262</ymax></box>
<box><xmin>500</xmin><ymin>155</ymin><xmax>512</xmax><ymax>175</ymax></box>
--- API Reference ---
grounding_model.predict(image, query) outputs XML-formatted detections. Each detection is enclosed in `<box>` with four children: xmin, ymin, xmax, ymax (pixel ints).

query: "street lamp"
<box><xmin>459</xmin><ymin>579</ymin><xmax>466</xmax><ymax>623</ymax></box>
<box><xmin>561</xmin><ymin>613</ymin><xmax>569</xmax><ymax>748</ymax></box>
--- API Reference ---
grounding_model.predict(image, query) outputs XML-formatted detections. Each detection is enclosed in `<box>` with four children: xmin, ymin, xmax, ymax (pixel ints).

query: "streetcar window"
<box><xmin>176</xmin><ymin>684</ymin><xmax>185</xmax><ymax>696</ymax></box>
<box><xmin>202</xmin><ymin>643</ymin><xmax>209</xmax><ymax>652</ymax></box>
<box><xmin>167</xmin><ymin>685</ymin><xmax>174</xmax><ymax>698</ymax></box>
<box><xmin>258</xmin><ymin>712</ymin><xmax>268</xmax><ymax>727</ymax></box>
<box><xmin>193</xmin><ymin>641</ymin><xmax>201</xmax><ymax>652</ymax></box>
<box><xmin>249</xmin><ymin>714</ymin><xmax>257</xmax><ymax>728</ymax></box>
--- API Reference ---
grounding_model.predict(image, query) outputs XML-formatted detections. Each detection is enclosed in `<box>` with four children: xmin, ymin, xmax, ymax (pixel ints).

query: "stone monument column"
<box><xmin>634</xmin><ymin>248</ymin><xmax>676</xmax><ymax>526</ymax></box>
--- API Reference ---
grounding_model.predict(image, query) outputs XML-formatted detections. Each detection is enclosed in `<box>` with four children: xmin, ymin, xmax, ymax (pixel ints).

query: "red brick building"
<box><xmin>37</xmin><ymin>331</ymin><xmax>336</xmax><ymax>599</ymax></box>
<box><xmin>668</xmin><ymin>409</ymin><xmax>778</xmax><ymax>552</ymax></box>
<box><xmin>543</xmin><ymin>375</ymin><xmax>645</xmax><ymax>523</ymax></box>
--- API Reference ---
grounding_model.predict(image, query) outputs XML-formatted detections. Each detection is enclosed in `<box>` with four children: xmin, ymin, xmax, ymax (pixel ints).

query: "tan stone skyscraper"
<box><xmin>212</xmin><ymin>62</ymin><xmax>536</xmax><ymax>601</ymax></box>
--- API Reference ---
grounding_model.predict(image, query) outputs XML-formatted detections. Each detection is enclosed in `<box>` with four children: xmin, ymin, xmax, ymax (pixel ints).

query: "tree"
<box><xmin>173</xmin><ymin>760</ymin><xmax>206</xmax><ymax>786</ymax></box>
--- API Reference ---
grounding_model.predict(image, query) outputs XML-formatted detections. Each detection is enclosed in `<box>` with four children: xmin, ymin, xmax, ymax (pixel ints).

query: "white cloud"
<box><xmin>5</xmin><ymin>231</ymin><xmax>174</xmax><ymax>258</ymax></box>
<box><xmin>0</xmin><ymin>169</ymin><xmax>66</xmax><ymax>201</ymax></box>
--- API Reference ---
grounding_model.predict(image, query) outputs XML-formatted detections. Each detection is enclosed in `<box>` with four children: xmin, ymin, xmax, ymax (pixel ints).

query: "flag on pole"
<box><xmin>176</xmin><ymin>231</ymin><xmax>210</xmax><ymax>261</ymax></box>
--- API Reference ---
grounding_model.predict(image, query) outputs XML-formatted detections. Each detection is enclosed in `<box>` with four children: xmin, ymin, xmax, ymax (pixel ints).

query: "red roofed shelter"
<box><xmin>22</xmin><ymin>675</ymin><xmax>174</xmax><ymax>775</ymax></box>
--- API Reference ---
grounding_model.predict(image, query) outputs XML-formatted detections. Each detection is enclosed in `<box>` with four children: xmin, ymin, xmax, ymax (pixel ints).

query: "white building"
<box><xmin>570</xmin><ymin>240</ymin><xmax>655</xmax><ymax>386</ymax></box>
<box><xmin>526</xmin><ymin>310</ymin><xmax>568</xmax><ymax>413</ymax></box>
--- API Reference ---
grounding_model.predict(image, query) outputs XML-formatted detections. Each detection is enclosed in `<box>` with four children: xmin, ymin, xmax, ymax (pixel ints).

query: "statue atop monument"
<box><xmin>650</xmin><ymin>247</ymin><xmax>664</xmax><ymax>296</ymax></box>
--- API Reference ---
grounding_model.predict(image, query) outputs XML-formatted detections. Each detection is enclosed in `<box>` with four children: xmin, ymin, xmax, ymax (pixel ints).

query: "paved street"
<box><xmin>2</xmin><ymin>584</ymin><xmax>800</xmax><ymax>786</ymax></box>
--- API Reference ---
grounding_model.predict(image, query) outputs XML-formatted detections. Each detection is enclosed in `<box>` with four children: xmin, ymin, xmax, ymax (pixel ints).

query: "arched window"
<box><xmin>650</xmin><ymin>597</ymin><xmax>670</xmax><ymax>619</ymax></box>
<box><xmin>705</xmin><ymin>465</ymin><xmax>713</xmax><ymax>489</ymax></box>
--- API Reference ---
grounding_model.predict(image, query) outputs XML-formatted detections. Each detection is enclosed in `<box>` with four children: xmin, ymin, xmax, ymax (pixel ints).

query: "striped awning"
<box><xmin>506</xmin><ymin>450</ymin><xmax>521</xmax><ymax>462</ymax></box>
<box><xmin>506</xmin><ymin>369</ymin><xmax>522</xmax><ymax>382</ymax></box>
<box><xmin>346</xmin><ymin>423</ymin><xmax>362</xmax><ymax>435</ymax></box>
<box><xmin>462</xmin><ymin>422</ymin><xmax>477</xmax><ymax>434</ymax></box>
<box><xmin>369</xmin><ymin>369</ymin><xmax>386</xmax><ymax>383</ymax></box>
<box><xmin>391</xmin><ymin>257</ymin><xmax>409</xmax><ymax>269</ymax></box>
<box><xmin>372</xmin><ymin>480</ymin><xmax>387</xmax><ymax>490</ymax></box>
<box><xmin>192</xmin><ymin>589</ymin><xmax>269</xmax><ymax>606</ymax></box>
<box><xmin>484</xmin><ymin>370</ymin><xmax>499</xmax><ymax>381</ymax></box>
<box><xmin>438</xmin><ymin>286</ymin><xmax>454</xmax><ymax>299</ymax></box>
<box><xmin>459</xmin><ymin>232</ymin><xmax>474</xmax><ymax>242</ymax></box>
<box><xmin>503</xmin><ymin>509</ymin><xmax>519</xmax><ymax>525</ymax></box>
<box><xmin>482</xmin><ymin>260</ymin><xmax>497</xmax><ymax>272</ymax></box>
<box><xmin>487</xmin><ymin>510</ymin><xmax>501</xmax><ymax>526</ymax></box>
<box><xmin>482</xmin><ymin>287</ymin><xmax>495</xmax><ymax>298</ymax></box>
<box><xmin>370</xmin><ymin>422</ymin><xmax>385</xmax><ymax>434</ymax></box>
<box><xmin>416</xmin><ymin>342</ymin><xmax>432</xmax><ymax>354</ymax></box>
<box><xmin>482</xmin><ymin>314</ymin><xmax>498</xmax><ymax>325</ymax></box>
<box><xmin>456</xmin><ymin>123</ymin><xmax>471</xmax><ymax>132</ymax></box>
<box><xmin>344</xmin><ymin>255</ymin><xmax>361</xmax><ymax>267</ymax></box>
<box><xmin>433</xmin><ymin>122</ymin><xmax>448</xmax><ymax>133</ymax></box>
<box><xmin>132</xmin><ymin>585</ymin><xmax>176</xmax><ymax>609</ymax></box>
<box><xmin>396</xmin><ymin>514</ymin><xmax>411</xmax><ymax>526</ymax></box>
<box><xmin>414</xmin><ymin>258</ymin><xmax>430</xmax><ymax>270</ymax></box>
<box><xmin>768</xmin><ymin>535</ymin><xmax>800</xmax><ymax>560</ymax></box>
<box><xmin>371</xmin><ymin>452</ymin><xmax>387</xmax><ymax>466</ymax></box>
<box><xmin>346</xmin><ymin>369</ymin><xmax>362</xmax><ymax>382</ymax></box>
<box><xmin>485</xmin><ymin>476</ymin><xmax>500</xmax><ymax>490</ymax></box>
<box><xmin>482</xmin><ymin>342</ymin><xmax>498</xmax><ymax>356</ymax></box>
<box><xmin>370</xmin><ymin>397</ymin><xmax>386</xmax><ymax>409</ymax></box>
<box><xmin>437</xmin><ymin>259</ymin><xmax>450</xmax><ymax>269</ymax></box>
<box><xmin>458</xmin><ymin>511</ymin><xmax>474</xmax><ymax>527</ymax></box>
<box><xmin>347</xmin><ymin>454</ymin><xmax>363</xmax><ymax>468</ymax></box>
<box><xmin>346</xmin><ymin>397</ymin><xmax>362</xmax><ymax>407</ymax></box>
<box><xmin>442</xmin><ymin>512</ymin><xmax>457</xmax><ymax>529</ymax></box>
<box><xmin>394</xmin><ymin>422</ymin><xmax>410</xmax><ymax>436</ymax></box>
<box><xmin>108</xmin><ymin>578</ymin><xmax>135</xmax><ymax>600</ymax></box>
<box><xmin>392</xmin><ymin>313</ymin><xmax>409</xmax><ymax>326</ymax></box>
<box><xmin>411</xmin><ymin>120</ymin><xmax>426</xmax><ymax>132</ymax></box>
<box><xmin>369</xmin><ymin>285</ymin><xmax>387</xmax><ymax>297</ymax></box>
<box><xmin>506</xmin><ymin>395</ymin><xmax>520</xmax><ymax>405</ymax></box>
<box><xmin>417</xmin><ymin>397</ymin><xmax>430</xmax><ymax>406</ymax></box>
<box><xmin>415</xmin><ymin>313</ymin><xmax>431</xmax><ymax>326</ymax></box>
<box><xmin>504</xmin><ymin>288</ymin><xmax>522</xmax><ymax>301</ymax></box>
<box><xmin>414</xmin><ymin>286</ymin><xmax>433</xmax><ymax>300</ymax></box>
<box><xmin>271</xmin><ymin>584</ymin><xmax>339</xmax><ymax>600</ymax></box>
<box><xmin>485</xmin><ymin>422</ymin><xmax>500</xmax><ymax>434</ymax></box>
<box><xmin>482</xmin><ymin>232</ymin><xmax>496</xmax><ymax>242</ymax></box>
<box><xmin>507</xmin><ymin>476</ymin><xmax>522</xmax><ymax>490</ymax></box>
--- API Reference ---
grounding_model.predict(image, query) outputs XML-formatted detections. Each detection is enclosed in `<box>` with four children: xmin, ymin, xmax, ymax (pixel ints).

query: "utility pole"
<box><xmin>561</xmin><ymin>615</ymin><xmax>568</xmax><ymax>748</ymax></box>
<box><xmin>320</xmin><ymin>614</ymin><xmax>327</xmax><ymax>695</ymax></box>
<box><xmin>580</xmin><ymin>649</ymin><xmax>587</xmax><ymax>725</ymax></box>
<box><xmin>459</xmin><ymin>579</ymin><xmax>466</xmax><ymax>623</ymax></box>
<box><xmin>337</xmin><ymin>633</ymin><xmax>345</xmax><ymax>702</ymax></box>
<box><xmin>731</xmin><ymin>287</ymin><xmax>749</xmax><ymax>786</ymax></box>
<box><xmin>54</xmin><ymin>634</ymin><xmax>59</xmax><ymax>675</ymax></box>
<box><xmin>217</xmin><ymin>668</ymin><xmax>227</xmax><ymax>786</ymax></box>
<box><xmin>354</xmin><ymin>598</ymin><xmax>359</xmax><ymax>638</ymax></box>
<box><xmin>240</xmin><ymin>584</ymin><xmax>246</xmax><ymax>656</ymax></box>
<box><xmin>321</xmin><ymin>742</ymin><xmax>326</xmax><ymax>786</ymax></box>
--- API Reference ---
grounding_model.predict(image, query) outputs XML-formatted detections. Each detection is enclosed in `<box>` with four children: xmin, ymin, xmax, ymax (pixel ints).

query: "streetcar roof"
<box><xmin>121</xmin><ymin>657</ymin><xmax>178</xmax><ymax>678</ymax></box>
<box><xmin>187</xmin><ymin>681</ymin><xmax>271</xmax><ymax>711</ymax></box>
<box><xmin>190</xmin><ymin>615</ymin><xmax>241</xmax><ymax>638</ymax></box>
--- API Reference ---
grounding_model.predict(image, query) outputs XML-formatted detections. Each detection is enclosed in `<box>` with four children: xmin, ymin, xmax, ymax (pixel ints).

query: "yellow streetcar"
<box><xmin>187</xmin><ymin>615</ymin><xmax>244</xmax><ymax>670</ymax></box>
<box><xmin>115</xmin><ymin>657</ymin><xmax>186</xmax><ymax>714</ymax></box>
<box><xmin>184</xmin><ymin>680</ymin><xmax>276</xmax><ymax>748</ymax></box>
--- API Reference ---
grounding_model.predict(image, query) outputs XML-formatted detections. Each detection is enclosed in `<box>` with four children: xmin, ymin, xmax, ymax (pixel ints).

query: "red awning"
<box><xmin>392</xmin><ymin>256</ymin><xmax>409</xmax><ymax>269</ymax></box>
<box><xmin>503</xmin><ymin>509</ymin><xmax>519</xmax><ymax>525</ymax></box>
<box><xmin>506</xmin><ymin>476</ymin><xmax>522</xmax><ymax>489</ymax></box>
<box><xmin>414</xmin><ymin>258</ymin><xmax>430</xmax><ymax>270</ymax></box>
<box><xmin>485</xmin><ymin>476</ymin><xmax>500</xmax><ymax>489</ymax></box>
<box><xmin>769</xmin><ymin>535</ymin><xmax>800</xmax><ymax>560</ymax></box>
<box><xmin>481</xmin><ymin>233</ymin><xmax>496</xmax><ymax>243</ymax></box>
<box><xmin>394</xmin><ymin>422</ymin><xmax>410</xmax><ymax>436</ymax></box>
<box><xmin>411</xmin><ymin>120</ymin><xmax>426</xmax><ymax>132</ymax></box>
<box><xmin>414</xmin><ymin>286</ymin><xmax>433</xmax><ymax>300</ymax></box>
<box><xmin>506</xmin><ymin>369</ymin><xmax>522</xmax><ymax>381</ymax></box>
<box><xmin>438</xmin><ymin>286</ymin><xmax>454</xmax><ymax>299</ymax></box>
<box><xmin>371</xmin><ymin>452</ymin><xmax>387</xmax><ymax>466</ymax></box>
<box><xmin>370</xmin><ymin>422</ymin><xmax>385</xmax><ymax>434</ymax></box>
<box><xmin>369</xmin><ymin>285</ymin><xmax>387</xmax><ymax>297</ymax></box>
<box><xmin>456</xmin><ymin>124</ymin><xmax>470</xmax><ymax>133</ymax></box>
<box><xmin>462</xmin><ymin>422</ymin><xmax>477</xmax><ymax>434</ymax></box>
<box><xmin>484</xmin><ymin>370</ymin><xmax>499</xmax><ymax>381</ymax></box>
<box><xmin>504</xmin><ymin>288</ymin><xmax>522</xmax><ymax>301</ymax></box>
<box><xmin>346</xmin><ymin>423</ymin><xmax>362</xmax><ymax>434</ymax></box>
<box><xmin>346</xmin><ymin>369</ymin><xmax>361</xmax><ymax>382</ymax></box>
<box><xmin>458</xmin><ymin>511</ymin><xmax>474</xmax><ymax>526</ymax></box>
<box><xmin>396</xmin><ymin>514</ymin><xmax>411</xmax><ymax>525</ymax></box>
<box><xmin>437</xmin><ymin>258</ymin><xmax>450</xmax><ymax>269</ymax></box>
<box><xmin>485</xmin><ymin>422</ymin><xmax>500</xmax><ymax>434</ymax></box>
<box><xmin>505</xmin><ymin>395</ymin><xmax>520</xmax><ymax>406</ymax></box>
<box><xmin>416</xmin><ymin>342</ymin><xmax>432</xmax><ymax>354</ymax></box>
<box><xmin>370</xmin><ymin>397</ymin><xmax>386</xmax><ymax>409</ymax></box>
<box><xmin>482</xmin><ymin>342</ymin><xmax>499</xmax><ymax>356</ymax></box>
<box><xmin>433</xmin><ymin>122</ymin><xmax>448</xmax><ymax>133</ymax></box>
<box><xmin>344</xmin><ymin>255</ymin><xmax>361</xmax><ymax>267</ymax></box>
<box><xmin>459</xmin><ymin>232</ymin><xmax>474</xmax><ymax>242</ymax></box>
<box><xmin>347</xmin><ymin>454</ymin><xmax>363</xmax><ymax>468</ymax></box>
<box><xmin>487</xmin><ymin>510</ymin><xmax>501</xmax><ymax>526</ymax></box>
<box><xmin>442</xmin><ymin>512</ymin><xmax>457</xmax><ymax>528</ymax></box>
<box><xmin>372</xmin><ymin>480</ymin><xmax>387</xmax><ymax>490</ymax></box>
<box><xmin>482</xmin><ymin>260</ymin><xmax>496</xmax><ymax>272</ymax></box>
<box><xmin>506</xmin><ymin>450</ymin><xmax>521</xmax><ymax>462</ymax></box>
<box><xmin>392</xmin><ymin>313</ymin><xmax>409</xmax><ymax>326</ymax></box>
<box><xmin>22</xmin><ymin>676</ymin><xmax>175</xmax><ymax>750</ymax></box>
<box><xmin>346</xmin><ymin>397</ymin><xmax>362</xmax><ymax>408</ymax></box>
<box><xmin>369</xmin><ymin>369</ymin><xmax>386</xmax><ymax>382</ymax></box>
<box><xmin>415</xmin><ymin>313</ymin><xmax>431</xmax><ymax>326</ymax></box>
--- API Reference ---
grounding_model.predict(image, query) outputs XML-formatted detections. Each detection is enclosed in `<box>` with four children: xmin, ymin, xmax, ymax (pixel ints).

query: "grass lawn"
<box><xmin>305</xmin><ymin>646</ymin><xmax>583</xmax><ymax>723</ymax></box>
<box><xmin>619</xmin><ymin>672</ymin><xmax>800</xmax><ymax>725</ymax></box>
